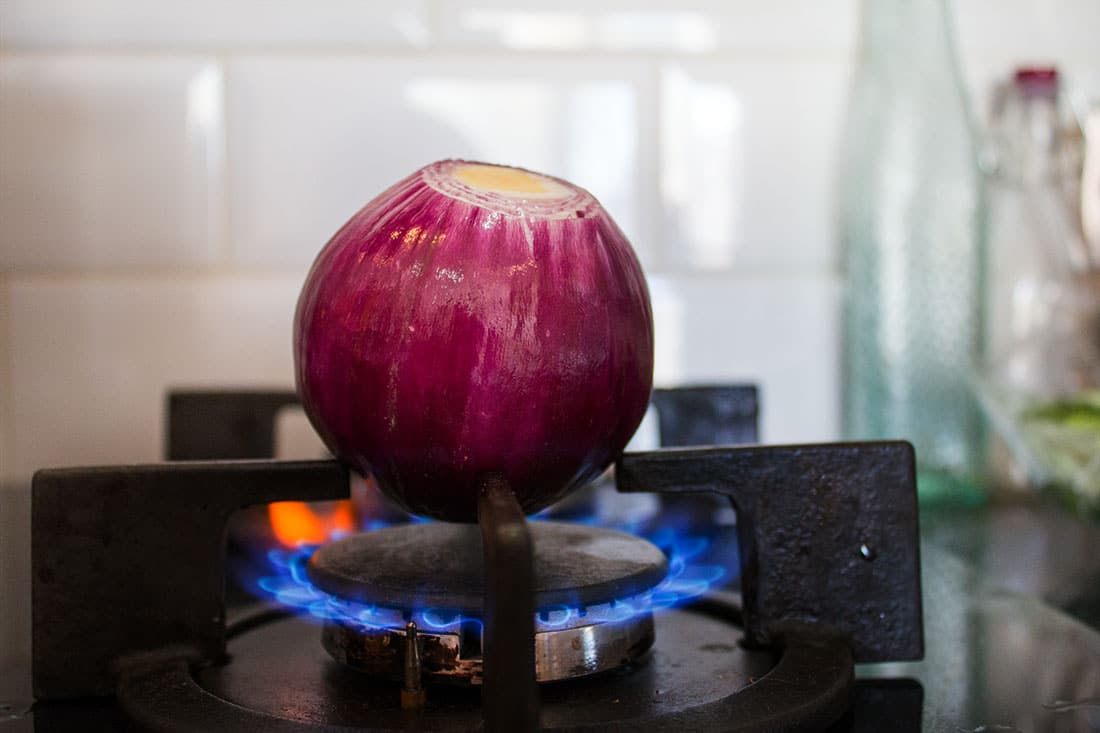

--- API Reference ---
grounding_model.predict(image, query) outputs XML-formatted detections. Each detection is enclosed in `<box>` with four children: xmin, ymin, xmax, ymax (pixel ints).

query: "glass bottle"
<box><xmin>979</xmin><ymin>69</ymin><xmax>1100</xmax><ymax>502</ymax></box>
<box><xmin>984</xmin><ymin>69</ymin><xmax>1095</xmax><ymax>397</ymax></box>
<box><xmin>839</xmin><ymin>0</ymin><xmax>987</xmax><ymax>501</ymax></box>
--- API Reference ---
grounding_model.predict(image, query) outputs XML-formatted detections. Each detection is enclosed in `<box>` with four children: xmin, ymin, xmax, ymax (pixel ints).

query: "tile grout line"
<box><xmin>646</xmin><ymin>58</ymin><xmax>664</xmax><ymax>272</ymax></box>
<box><xmin>216</xmin><ymin>53</ymin><xmax>233</xmax><ymax>268</ymax></box>
<box><xmin>0</xmin><ymin>265</ymin><xmax>311</xmax><ymax>282</ymax></box>
<box><xmin>0</xmin><ymin>45</ymin><xmax>865</xmax><ymax>64</ymax></box>
<box><xmin>0</xmin><ymin>264</ymin><xmax>841</xmax><ymax>285</ymax></box>
<box><xmin>2</xmin><ymin>43</ymin><xmax>1097</xmax><ymax>65</ymax></box>
<box><xmin>3</xmin><ymin>30</ymin><xmax>1097</xmax><ymax>63</ymax></box>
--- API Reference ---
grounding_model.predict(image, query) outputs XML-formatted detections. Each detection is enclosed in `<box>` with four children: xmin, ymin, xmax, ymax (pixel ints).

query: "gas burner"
<box><xmin>30</xmin><ymin>442</ymin><xmax>924</xmax><ymax>731</ymax></box>
<box><xmin>305</xmin><ymin>522</ymin><xmax>669</xmax><ymax>684</ymax></box>
<box><xmin>191</xmin><ymin>599</ymin><xmax>786</xmax><ymax>731</ymax></box>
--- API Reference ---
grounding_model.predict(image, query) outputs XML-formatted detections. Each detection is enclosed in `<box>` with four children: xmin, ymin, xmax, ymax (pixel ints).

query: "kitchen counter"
<box><xmin>920</xmin><ymin>495</ymin><xmax>1100</xmax><ymax>630</ymax></box>
<box><xmin>858</xmin><ymin>541</ymin><xmax>1100</xmax><ymax>732</ymax></box>
<box><xmin>847</xmin><ymin>495</ymin><xmax>1100</xmax><ymax>732</ymax></box>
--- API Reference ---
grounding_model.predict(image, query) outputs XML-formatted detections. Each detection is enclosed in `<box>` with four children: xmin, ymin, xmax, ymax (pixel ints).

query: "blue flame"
<box><xmin>251</xmin><ymin>511</ymin><xmax>730</xmax><ymax>632</ymax></box>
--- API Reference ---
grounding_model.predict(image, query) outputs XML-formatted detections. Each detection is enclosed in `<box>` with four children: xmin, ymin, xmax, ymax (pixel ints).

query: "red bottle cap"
<box><xmin>1014</xmin><ymin>67</ymin><xmax>1059</xmax><ymax>97</ymax></box>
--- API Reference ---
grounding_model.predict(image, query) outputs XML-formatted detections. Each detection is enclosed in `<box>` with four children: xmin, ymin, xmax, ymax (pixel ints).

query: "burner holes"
<box><xmin>859</xmin><ymin>542</ymin><xmax>876</xmax><ymax>561</ymax></box>
<box><xmin>459</xmin><ymin>620</ymin><xmax>482</xmax><ymax>659</ymax></box>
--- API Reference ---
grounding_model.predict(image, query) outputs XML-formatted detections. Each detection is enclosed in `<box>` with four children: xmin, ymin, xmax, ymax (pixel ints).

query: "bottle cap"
<box><xmin>1014</xmin><ymin>67</ymin><xmax>1059</xmax><ymax>97</ymax></box>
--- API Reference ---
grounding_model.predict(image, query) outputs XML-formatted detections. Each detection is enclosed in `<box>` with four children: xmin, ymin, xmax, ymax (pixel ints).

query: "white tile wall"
<box><xmin>0</xmin><ymin>0</ymin><xmax>431</xmax><ymax>49</ymax></box>
<box><xmin>953</xmin><ymin>0</ymin><xmax>1100</xmax><ymax>58</ymax></box>
<box><xmin>0</xmin><ymin>56</ymin><xmax>224</xmax><ymax>269</ymax></box>
<box><xmin>436</xmin><ymin>0</ymin><xmax>857</xmax><ymax>53</ymax></box>
<box><xmin>659</xmin><ymin>59</ymin><xmax>850</xmax><ymax>272</ymax></box>
<box><xmin>0</xmin><ymin>270</ymin><xmax>835</xmax><ymax>481</ymax></box>
<box><xmin>3</xmin><ymin>275</ymin><xmax>305</xmax><ymax>480</ymax></box>
<box><xmin>225</xmin><ymin>55</ymin><xmax>655</xmax><ymax>267</ymax></box>
<box><xmin>649</xmin><ymin>274</ymin><xmax>839</xmax><ymax>443</ymax></box>
<box><xmin>0</xmin><ymin>0</ymin><xmax>1095</xmax><ymax>479</ymax></box>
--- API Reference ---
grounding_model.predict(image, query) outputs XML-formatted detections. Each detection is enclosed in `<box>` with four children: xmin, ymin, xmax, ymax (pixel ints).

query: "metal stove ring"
<box><xmin>321</xmin><ymin>611</ymin><xmax>656</xmax><ymax>686</ymax></box>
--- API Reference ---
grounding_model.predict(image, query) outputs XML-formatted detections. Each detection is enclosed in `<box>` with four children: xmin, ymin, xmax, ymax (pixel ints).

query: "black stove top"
<box><xmin>19</xmin><ymin>439</ymin><xmax>931</xmax><ymax>732</ymax></box>
<box><xmin>14</xmin><ymin>543</ymin><xmax>1098</xmax><ymax>732</ymax></box>
<box><xmin>7</xmin><ymin>397</ymin><xmax>1100</xmax><ymax>731</ymax></box>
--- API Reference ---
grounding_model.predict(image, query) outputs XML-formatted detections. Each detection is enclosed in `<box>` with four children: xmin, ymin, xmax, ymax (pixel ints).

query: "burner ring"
<box><xmin>306</xmin><ymin>521</ymin><xmax>670</xmax><ymax>613</ymax></box>
<box><xmin>321</xmin><ymin>612</ymin><xmax>656</xmax><ymax>685</ymax></box>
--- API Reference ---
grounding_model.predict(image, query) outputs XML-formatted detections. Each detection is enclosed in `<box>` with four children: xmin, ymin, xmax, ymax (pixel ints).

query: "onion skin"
<box><xmin>294</xmin><ymin>160</ymin><xmax>654</xmax><ymax>521</ymax></box>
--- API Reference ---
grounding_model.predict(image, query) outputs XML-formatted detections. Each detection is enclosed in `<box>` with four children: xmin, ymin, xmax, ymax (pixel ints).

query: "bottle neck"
<box><xmin>995</xmin><ymin>90</ymin><xmax>1063</xmax><ymax>184</ymax></box>
<box><xmin>859</xmin><ymin>0</ymin><xmax>957</xmax><ymax>67</ymax></box>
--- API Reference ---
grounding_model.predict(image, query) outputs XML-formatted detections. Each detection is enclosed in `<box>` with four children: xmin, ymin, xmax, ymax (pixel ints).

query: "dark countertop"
<box><xmin>854</xmin><ymin>495</ymin><xmax>1100</xmax><ymax>733</ymax></box>
<box><xmin>860</xmin><ymin>543</ymin><xmax>1100</xmax><ymax>732</ymax></box>
<box><xmin>920</xmin><ymin>495</ymin><xmax>1100</xmax><ymax>631</ymax></box>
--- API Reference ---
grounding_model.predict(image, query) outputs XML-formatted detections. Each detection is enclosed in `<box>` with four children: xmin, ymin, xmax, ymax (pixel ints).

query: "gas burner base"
<box><xmin>321</xmin><ymin>610</ymin><xmax>656</xmax><ymax>685</ymax></box>
<box><xmin>304</xmin><ymin>520</ymin><xmax>672</xmax><ymax>684</ymax></box>
<box><xmin>109</xmin><ymin>598</ymin><xmax>855</xmax><ymax>732</ymax></box>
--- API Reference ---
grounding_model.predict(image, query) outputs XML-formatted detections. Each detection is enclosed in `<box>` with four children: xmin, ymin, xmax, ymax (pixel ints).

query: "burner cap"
<box><xmin>306</xmin><ymin>521</ymin><xmax>669</xmax><ymax>613</ymax></box>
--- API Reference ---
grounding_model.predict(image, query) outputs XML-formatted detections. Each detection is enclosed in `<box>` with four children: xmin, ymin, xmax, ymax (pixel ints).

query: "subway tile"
<box><xmin>4</xmin><ymin>270</ymin><xmax>839</xmax><ymax>482</ymax></box>
<box><xmin>0</xmin><ymin>56</ymin><xmax>224</xmax><ymax>269</ymax></box>
<box><xmin>0</xmin><ymin>0</ymin><xmax>430</xmax><ymax>49</ymax></box>
<box><xmin>659</xmin><ymin>58</ymin><xmax>851</xmax><ymax>272</ymax></box>
<box><xmin>5</xmin><ymin>275</ymin><xmax>306</xmax><ymax>481</ymax></box>
<box><xmin>648</xmin><ymin>273</ymin><xmax>839</xmax><ymax>444</ymax></box>
<box><xmin>437</xmin><ymin>0</ymin><xmax>856</xmax><ymax>53</ymax></box>
<box><xmin>953</xmin><ymin>0</ymin><xmax>1100</xmax><ymax>58</ymax></box>
<box><xmin>275</xmin><ymin>404</ymin><xmax>330</xmax><ymax>460</ymax></box>
<box><xmin>226</xmin><ymin>55</ymin><xmax>655</xmax><ymax>268</ymax></box>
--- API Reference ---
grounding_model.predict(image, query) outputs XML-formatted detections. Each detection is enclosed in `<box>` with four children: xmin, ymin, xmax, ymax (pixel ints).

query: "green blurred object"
<box><xmin>1019</xmin><ymin>391</ymin><xmax>1100</xmax><ymax>517</ymax></box>
<box><xmin>978</xmin><ymin>382</ymin><xmax>1100</xmax><ymax>519</ymax></box>
<box><xmin>917</xmin><ymin>470</ymin><xmax>988</xmax><ymax>507</ymax></box>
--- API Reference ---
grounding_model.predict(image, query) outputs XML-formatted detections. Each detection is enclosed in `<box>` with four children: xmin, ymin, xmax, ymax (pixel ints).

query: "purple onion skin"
<box><xmin>294</xmin><ymin>161</ymin><xmax>654</xmax><ymax>522</ymax></box>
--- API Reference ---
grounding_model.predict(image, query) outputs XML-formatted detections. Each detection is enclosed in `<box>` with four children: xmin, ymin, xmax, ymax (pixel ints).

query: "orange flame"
<box><xmin>269</xmin><ymin>500</ymin><xmax>356</xmax><ymax>547</ymax></box>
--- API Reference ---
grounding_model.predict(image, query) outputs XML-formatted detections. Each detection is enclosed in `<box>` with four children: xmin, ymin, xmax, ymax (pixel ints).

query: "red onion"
<box><xmin>294</xmin><ymin>160</ymin><xmax>653</xmax><ymax>521</ymax></box>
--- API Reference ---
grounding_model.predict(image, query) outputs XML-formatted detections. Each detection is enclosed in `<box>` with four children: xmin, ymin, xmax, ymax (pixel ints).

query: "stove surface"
<box><xmin>8</xmin><ymin>537</ymin><xmax>1100</xmax><ymax>731</ymax></box>
<box><xmin>200</xmin><ymin>606</ymin><xmax>773</xmax><ymax>730</ymax></box>
<box><xmin>8</xmin><ymin>445</ymin><xmax>1100</xmax><ymax>732</ymax></box>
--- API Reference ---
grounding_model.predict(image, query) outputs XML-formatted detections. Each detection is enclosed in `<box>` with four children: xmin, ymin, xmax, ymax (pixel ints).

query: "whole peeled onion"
<box><xmin>294</xmin><ymin>160</ymin><xmax>653</xmax><ymax>521</ymax></box>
